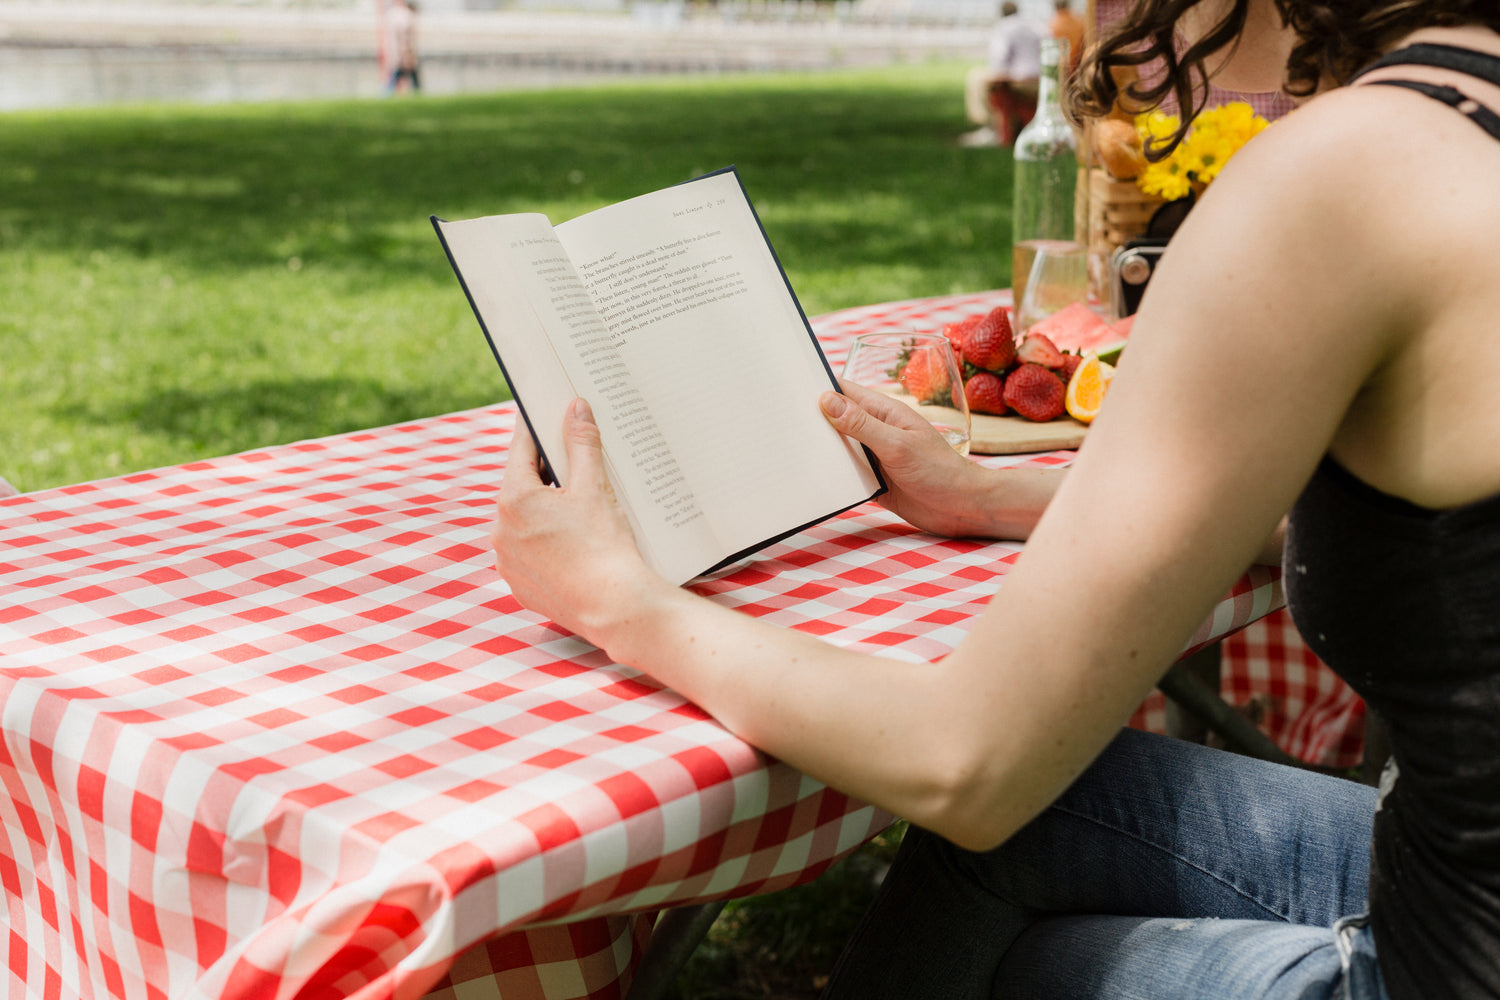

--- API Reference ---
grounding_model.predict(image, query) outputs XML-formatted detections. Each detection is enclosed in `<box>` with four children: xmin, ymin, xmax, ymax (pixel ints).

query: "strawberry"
<box><xmin>1055</xmin><ymin>351</ymin><xmax>1084</xmax><ymax>386</ymax></box>
<box><xmin>900</xmin><ymin>349</ymin><xmax>942</xmax><ymax>404</ymax></box>
<box><xmin>1002</xmin><ymin>363</ymin><xmax>1067</xmax><ymax>422</ymax></box>
<box><xmin>1016</xmin><ymin>332</ymin><xmax>1066</xmax><ymax>370</ymax></box>
<box><xmin>963</xmin><ymin>371</ymin><xmax>1007</xmax><ymax>415</ymax></box>
<box><xmin>941</xmin><ymin>315</ymin><xmax>980</xmax><ymax>359</ymax></box>
<box><xmin>962</xmin><ymin>308</ymin><xmax>1017</xmax><ymax>373</ymax></box>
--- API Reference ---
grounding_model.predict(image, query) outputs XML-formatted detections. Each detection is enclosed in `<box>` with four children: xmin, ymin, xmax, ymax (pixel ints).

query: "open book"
<box><xmin>433</xmin><ymin>168</ymin><xmax>884</xmax><ymax>585</ymax></box>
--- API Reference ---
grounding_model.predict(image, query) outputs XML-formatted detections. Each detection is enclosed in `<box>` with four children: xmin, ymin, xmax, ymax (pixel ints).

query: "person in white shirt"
<box><xmin>963</xmin><ymin>2</ymin><xmax>1044</xmax><ymax>145</ymax></box>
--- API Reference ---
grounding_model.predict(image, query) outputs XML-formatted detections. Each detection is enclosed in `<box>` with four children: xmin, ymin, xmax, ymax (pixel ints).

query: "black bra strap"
<box><xmin>1349</xmin><ymin>43</ymin><xmax>1500</xmax><ymax>86</ymax></box>
<box><xmin>1351</xmin><ymin>44</ymin><xmax>1500</xmax><ymax>141</ymax></box>
<box><xmin>1363</xmin><ymin>79</ymin><xmax>1500</xmax><ymax>140</ymax></box>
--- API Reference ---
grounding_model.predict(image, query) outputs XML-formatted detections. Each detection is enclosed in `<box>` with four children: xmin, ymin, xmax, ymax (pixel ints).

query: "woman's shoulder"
<box><xmin>1196</xmin><ymin>79</ymin><xmax>1500</xmax><ymax>255</ymax></box>
<box><xmin>1174</xmin><ymin>93</ymin><xmax>1398</xmax><ymax>272</ymax></box>
<box><xmin>1238</xmin><ymin>84</ymin><xmax>1474</xmax><ymax>180</ymax></box>
<box><xmin>1156</xmin><ymin>77</ymin><xmax>1491</xmax><ymax>385</ymax></box>
<box><xmin>1257</xmin><ymin>30</ymin><xmax>1500</xmax><ymax>187</ymax></box>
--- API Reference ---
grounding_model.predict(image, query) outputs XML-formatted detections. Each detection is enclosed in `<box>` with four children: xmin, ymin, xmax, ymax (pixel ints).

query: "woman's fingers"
<box><xmin>493</xmin><ymin>398</ymin><xmax>629</xmax><ymax>609</ymax></box>
<box><xmin>837</xmin><ymin>379</ymin><xmax>937</xmax><ymax>431</ymax></box>
<box><xmin>504</xmin><ymin>419</ymin><xmax>545</xmax><ymax>492</ymax></box>
<box><xmin>820</xmin><ymin>381</ymin><xmax>944</xmax><ymax>462</ymax></box>
<box><xmin>560</xmin><ymin>397</ymin><xmax>608</xmax><ymax>494</ymax></box>
<box><xmin>503</xmin><ymin>398</ymin><xmax>606</xmax><ymax>497</ymax></box>
<box><xmin>820</xmin><ymin>389</ymin><xmax>903</xmax><ymax>454</ymax></box>
<box><xmin>819</xmin><ymin>378</ymin><xmax>989</xmax><ymax>537</ymax></box>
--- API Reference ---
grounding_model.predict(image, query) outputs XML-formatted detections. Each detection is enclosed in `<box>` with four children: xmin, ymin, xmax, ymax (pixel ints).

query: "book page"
<box><xmin>558</xmin><ymin>171</ymin><xmax>881</xmax><ymax>564</ymax></box>
<box><xmin>433</xmin><ymin>213</ymin><xmax>718</xmax><ymax>583</ymax></box>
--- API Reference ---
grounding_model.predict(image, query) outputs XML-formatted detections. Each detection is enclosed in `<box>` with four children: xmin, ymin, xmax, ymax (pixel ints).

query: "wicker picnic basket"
<box><xmin>1085</xmin><ymin>168</ymin><xmax>1162</xmax><ymax>260</ymax></box>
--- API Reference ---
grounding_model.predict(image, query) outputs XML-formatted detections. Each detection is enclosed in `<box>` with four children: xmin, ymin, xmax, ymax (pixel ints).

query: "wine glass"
<box><xmin>1014</xmin><ymin>239</ymin><xmax>1091</xmax><ymax>335</ymax></box>
<box><xmin>841</xmin><ymin>332</ymin><xmax>971</xmax><ymax>455</ymax></box>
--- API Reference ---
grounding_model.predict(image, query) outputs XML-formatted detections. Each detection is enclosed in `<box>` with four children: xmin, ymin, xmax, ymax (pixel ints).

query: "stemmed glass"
<box><xmin>841</xmin><ymin>332</ymin><xmax>971</xmax><ymax>455</ymax></box>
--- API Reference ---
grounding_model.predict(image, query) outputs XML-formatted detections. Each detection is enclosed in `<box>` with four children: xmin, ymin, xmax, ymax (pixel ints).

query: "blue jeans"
<box><xmin>823</xmin><ymin>727</ymin><xmax>1387</xmax><ymax>999</ymax></box>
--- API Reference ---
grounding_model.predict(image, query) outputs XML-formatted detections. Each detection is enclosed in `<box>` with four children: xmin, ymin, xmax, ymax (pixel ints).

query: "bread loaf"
<box><xmin>1092</xmin><ymin>118</ymin><xmax>1146</xmax><ymax>180</ymax></box>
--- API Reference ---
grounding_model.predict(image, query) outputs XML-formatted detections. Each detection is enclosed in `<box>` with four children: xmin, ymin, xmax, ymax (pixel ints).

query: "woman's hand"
<box><xmin>820</xmin><ymin>379</ymin><xmax>1011</xmax><ymax>537</ymax></box>
<box><xmin>493</xmin><ymin>398</ymin><xmax>663</xmax><ymax>638</ymax></box>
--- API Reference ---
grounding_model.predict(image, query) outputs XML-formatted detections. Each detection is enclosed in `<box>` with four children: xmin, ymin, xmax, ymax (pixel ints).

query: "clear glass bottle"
<box><xmin>1010</xmin><ymin>37</ymin><xmax>1079</xmax><ymax>312</ymax></box>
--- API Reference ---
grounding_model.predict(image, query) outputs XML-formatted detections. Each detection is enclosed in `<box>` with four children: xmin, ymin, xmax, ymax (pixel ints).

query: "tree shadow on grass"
<box><xmin>62</xmin><ymin>376</ymin><xmax>507</xmax><ymax>457</ymax></box>
<box><xmin>0</xmin><ymin>79</ymin><xmax>1003</xmax><ymax>290</ymax></box>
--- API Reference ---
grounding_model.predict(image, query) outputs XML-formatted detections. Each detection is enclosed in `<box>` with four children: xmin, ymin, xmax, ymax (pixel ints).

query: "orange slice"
<box><xmin>1065</xmin><ymin>352</ymin><xmax>1114</xmax><ymax>424</ymax></box>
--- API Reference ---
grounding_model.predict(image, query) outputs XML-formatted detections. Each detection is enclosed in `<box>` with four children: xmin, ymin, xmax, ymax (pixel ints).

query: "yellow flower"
<box><xmin>1136</xmin><ymin>111</ymin><xmax>1181</xmax><ymax>154</ymax></box>
<box><xmin>1179</xmin><ymin>128</ymin><xmax>1234</xmax><ymax>184</ymax></box>
<box><xmin>1137</xmin><ymin>157</ymin><xmax>1193</xmax><ymax>200</ymax></box>
<box><xmin>1132</xmin><ymin>102</ymin><xmax>1270</xmax><ymax>201</ymax></box>
<box><xmin>1209</xmin><ymin>103</ymin><xmax>1269</xmax><ymax>141</ymax></box>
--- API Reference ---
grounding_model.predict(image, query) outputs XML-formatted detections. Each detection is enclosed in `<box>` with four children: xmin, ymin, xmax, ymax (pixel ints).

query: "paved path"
<box><xmin>0</xmin><ymin>0</ymin><xmax>989</xmax><ymax>109</ymax></box>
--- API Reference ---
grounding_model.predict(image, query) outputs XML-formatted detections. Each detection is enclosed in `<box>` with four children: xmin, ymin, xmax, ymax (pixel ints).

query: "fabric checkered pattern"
<box><xmin>419</xmin><ymin>916</ymin><xmax>655</xmax><ymax>1000</ymax></box>
<box><xmin>1220</xmin><ymin>609</ymin><xmax>1366</xmax><ymax>768</ymax></box>
<box><xmin>3</xmin><ymin>290</ymin><xmax>1291</xmax><ymax>1000</ymax></box>
<box><xmin>1127</xmin><ymin>616</ymin><xmax>1365</xmax><ymax>770</ymax></box>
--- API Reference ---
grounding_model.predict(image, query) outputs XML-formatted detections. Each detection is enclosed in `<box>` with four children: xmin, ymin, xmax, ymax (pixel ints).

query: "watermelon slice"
<box><xmin>1028</xmin><ymin>302</ymin><xmax>1133</xmax><ymax>365</ymax></box>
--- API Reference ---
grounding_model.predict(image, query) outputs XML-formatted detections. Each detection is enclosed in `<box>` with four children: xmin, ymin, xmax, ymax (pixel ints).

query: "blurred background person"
<box><xmin>385</xmin><ymin>0</ymin><xmax>421</xmax><ymax>95</ymax></box>
<box><xmin>1050</xmin><ymin>0</ymin><xmax>1084</xmax><ymax>77</ymax></box>
<box><xmin>962</xmin><ymin>1</ymin><xmax>1043</xmax><ymax>146</ymax></box>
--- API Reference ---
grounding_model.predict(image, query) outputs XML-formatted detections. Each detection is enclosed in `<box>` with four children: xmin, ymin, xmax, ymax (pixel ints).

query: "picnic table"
<box><xmin>2</xmin><ymin>289</ymin><xmax>1307</xmax><ymax>999</ymax></box>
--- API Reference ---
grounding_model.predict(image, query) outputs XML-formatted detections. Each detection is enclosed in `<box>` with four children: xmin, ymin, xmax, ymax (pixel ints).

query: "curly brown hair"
<box><xmin>1071</xmin><ymin>0</ymin><xmax>1500</xmax><ymax>154</ymax></box>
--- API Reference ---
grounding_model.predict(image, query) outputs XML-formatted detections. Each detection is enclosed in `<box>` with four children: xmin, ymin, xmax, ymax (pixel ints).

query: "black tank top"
<box><xmin>1286</xmin><ymin>42</ymin><xmax>1500</xmax><ymax>1000</ymax></box>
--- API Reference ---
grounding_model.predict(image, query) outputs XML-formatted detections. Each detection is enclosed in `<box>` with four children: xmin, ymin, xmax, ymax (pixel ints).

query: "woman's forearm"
<box><xmin>593</xmin><ymin>572</ymin><xmax>1010</xmax><ymax>844</ymax></box>
<box><xmin>961</xmin><ymin>465</ymin><xmax>1065</xmax><ymax>540</ymax></box>
<box><xmin>877</xmin><ymin>460</ymin><xmax>1065</xmax><ymax>541</ymax></box>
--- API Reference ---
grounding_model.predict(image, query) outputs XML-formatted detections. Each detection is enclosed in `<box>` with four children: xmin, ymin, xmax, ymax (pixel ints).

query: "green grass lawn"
<box><xmin>1</xmin><ymin>63</ymin><xmax>1017</xmax><ymax>493</ymax></box>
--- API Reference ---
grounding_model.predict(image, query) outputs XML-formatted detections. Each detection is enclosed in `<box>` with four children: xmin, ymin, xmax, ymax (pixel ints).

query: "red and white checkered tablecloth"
<box><xmin>2</xmin><ymin>290</ymin><xmax>1301</xmax><ymax>1000</ymax></box>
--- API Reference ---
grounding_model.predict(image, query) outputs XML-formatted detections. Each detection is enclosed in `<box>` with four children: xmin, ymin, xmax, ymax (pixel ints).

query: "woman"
<box><xmin>492</xmin><ymin>0</ymin><xmax>1500</xmax><ymax>995</ymax></box>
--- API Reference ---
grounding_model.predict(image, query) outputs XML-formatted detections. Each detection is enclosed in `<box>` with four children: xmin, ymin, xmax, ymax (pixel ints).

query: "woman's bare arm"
<box><xmin>493</xmin><ymin>88</ymin><xmax>1423</xmax><ymax>851</ymax></box>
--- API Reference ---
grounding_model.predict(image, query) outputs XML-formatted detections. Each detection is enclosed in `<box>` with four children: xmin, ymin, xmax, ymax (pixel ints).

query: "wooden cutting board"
<box><xmin>871</xmin><ymin>388</ymin><xmax>1087</xmax><ymax>455</ymax></box>
<box><xmin>970</xmin><ymin>412</ymin><xmax>1086</xmax><ymax>454</ymax></box>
